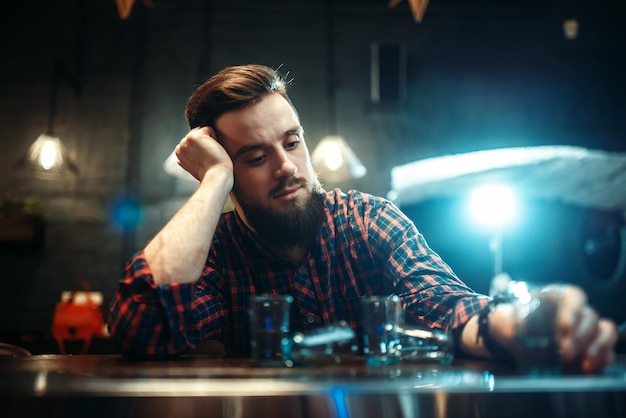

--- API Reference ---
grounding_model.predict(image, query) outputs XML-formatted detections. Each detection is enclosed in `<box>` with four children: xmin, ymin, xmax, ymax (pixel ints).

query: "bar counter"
<box><xmin>1</xmin><ymin>354</ymin><xmax>625</xmax><ymax>418</ymax></box>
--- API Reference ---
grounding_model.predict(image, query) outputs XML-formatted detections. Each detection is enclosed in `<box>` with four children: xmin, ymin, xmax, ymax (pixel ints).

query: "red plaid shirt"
<box><xmin>109</xmin><ymin>189</ymin><xmax>488</xmax><ymax>358</ymax></box>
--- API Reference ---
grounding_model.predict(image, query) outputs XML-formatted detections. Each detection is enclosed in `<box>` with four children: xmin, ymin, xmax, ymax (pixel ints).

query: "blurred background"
<box><xmin>0</xmin><ymin>0</ymin><xmax>624</xmax><ymax>352</ymax></box>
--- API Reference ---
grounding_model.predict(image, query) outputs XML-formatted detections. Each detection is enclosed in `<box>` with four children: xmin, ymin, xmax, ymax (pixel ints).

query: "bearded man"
<box><xmin>109</xmin><ymin>65</ymin><xmax>616</xmax><ymax>373</ymax></box>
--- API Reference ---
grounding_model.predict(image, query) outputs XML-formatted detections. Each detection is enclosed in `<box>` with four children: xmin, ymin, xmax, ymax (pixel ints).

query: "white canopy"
<box><xmin>388</xmin><ymin>145</ymin><xmax>626</xmax><ymax>214</ymax></box>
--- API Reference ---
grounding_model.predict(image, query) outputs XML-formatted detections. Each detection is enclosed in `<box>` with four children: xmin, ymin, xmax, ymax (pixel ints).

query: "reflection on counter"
<box><xmin>1</xmin><ymin>354</ymin><xmax>625</xmax><ymax>418</ymax></box>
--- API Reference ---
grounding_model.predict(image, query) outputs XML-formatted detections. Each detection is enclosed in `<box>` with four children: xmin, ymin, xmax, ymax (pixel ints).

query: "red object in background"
<box><xmin>51</xmin><ymin>284</ymin><xmax>105</xmax><ymax>354</ymax></box>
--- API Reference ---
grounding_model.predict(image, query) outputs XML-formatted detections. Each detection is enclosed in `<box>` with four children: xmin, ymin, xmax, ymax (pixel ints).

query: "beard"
<box><xmin>233</xmin><ymin>178</ymin><xmax>326</xmax><ymax>249</ymax></box>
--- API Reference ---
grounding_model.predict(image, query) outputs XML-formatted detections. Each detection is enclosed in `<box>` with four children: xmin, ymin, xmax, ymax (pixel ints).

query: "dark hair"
<box><xmin>185</xmin><ymin>64</ymin><xmax>295</xmax><ymax>129</ymax></box>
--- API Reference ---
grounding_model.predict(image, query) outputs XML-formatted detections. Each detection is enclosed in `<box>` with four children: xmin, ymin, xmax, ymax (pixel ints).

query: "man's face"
<box><xmin>215</xmin><ymin>93</ymin><xmax>324</xmax><ymax>246</ymax></box>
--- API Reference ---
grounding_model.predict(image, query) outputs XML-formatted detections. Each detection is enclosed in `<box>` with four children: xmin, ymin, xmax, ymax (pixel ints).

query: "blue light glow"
<box><xmin>331</xmin><ymin>386</ymin><xmax>350</xmax><ymax>418</ymax></box>
<box><xmin>110</xmin><ymin>196</ymin><xmax>143</xmax><ymax>231</ymax></box>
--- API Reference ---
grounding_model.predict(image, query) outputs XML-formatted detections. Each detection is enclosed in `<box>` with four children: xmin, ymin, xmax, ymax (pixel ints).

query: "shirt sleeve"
<box><xmin>108</xmin><ymin>251</ymin><xmax>228</xmax><ymax>359</ymax></box>
<box><xmin>365</xmin><ymin>198</ymin><xmax>489</xmax><ymax>333</ymax></box>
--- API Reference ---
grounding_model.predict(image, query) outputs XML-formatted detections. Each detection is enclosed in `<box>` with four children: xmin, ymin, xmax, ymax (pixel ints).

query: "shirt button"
<box><xmin>307</xmin><ymin>315</ymin><xmax>316</xmax><ymax>324</ymax></box>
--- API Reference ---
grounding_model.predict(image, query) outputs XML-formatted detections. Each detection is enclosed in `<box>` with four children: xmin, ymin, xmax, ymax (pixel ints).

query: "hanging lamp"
<box><xmin>17</xmin><ymin>59</ymin><xmax>80</xmax><ymax>177</ymax></box>
<box><xmin>310</xmin><ymin>0</ymin><xmax>367</xmax><ymax>183</ymax></box>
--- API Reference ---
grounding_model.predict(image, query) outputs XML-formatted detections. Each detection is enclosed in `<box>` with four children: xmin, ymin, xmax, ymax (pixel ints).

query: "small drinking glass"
<box><xmin>248</xmin><ymin>294</ymin><xmax>294</xmax><ymax>367</ymax></box>
<box><xmin>397</xmin><ymin>325</ymin><xmax>455</xmax><ymax>365</ymax></box>
<box><xmin>360</xmin><ymin>295</ymin><xmax>403</xmax><ymax>366</ymax></box>
<box><xmin>509</xmin><ymin>282</ymin><xmax>562</xmax><ymax>374</ymax></box>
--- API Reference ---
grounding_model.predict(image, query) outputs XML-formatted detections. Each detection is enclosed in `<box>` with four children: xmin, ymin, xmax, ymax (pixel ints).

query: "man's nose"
<box><xmin>274</xmin><ymin>151</ymin><xmax>297</xmax><ymax>179</ymax></box>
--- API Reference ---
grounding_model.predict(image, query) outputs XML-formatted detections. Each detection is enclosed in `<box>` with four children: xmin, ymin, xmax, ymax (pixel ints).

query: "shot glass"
<box><xmin>248</xmin><ymin>294</ymin><xmax>294</xmax><ymax>367</ymax></box>
<box><xmin>509</xmin><ymin>282</ymin><xmax>562</xmax><ymax>374</ymax></box>
<box><xmin>360</xmin><ymin>295</ymin><xmax>403</xmax><ymax>366</ymax></box>
<box><xmin>396</xmin><ymin>325</ymin><xmax>455</xmax><ymax>365</ymax></box>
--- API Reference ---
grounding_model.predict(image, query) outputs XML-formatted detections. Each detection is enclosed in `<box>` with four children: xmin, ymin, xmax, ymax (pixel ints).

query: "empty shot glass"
<box><xmin>360</xmin><ymin>295</ymin><xmax>403</xmax><ymax>366</ymax></box>
<box><xmin>396</xmin><ymin>325</ymin><xmax>455</xmax><ymax>365</ymax></box>
<box><xmin>248</xmin><ymin>294</ymin><xmax>294</xmax><ymax>367</ymax></box>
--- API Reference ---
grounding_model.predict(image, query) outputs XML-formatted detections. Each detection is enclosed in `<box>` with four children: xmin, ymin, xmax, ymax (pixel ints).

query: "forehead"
<box><xmin>215</xmin><ymin>93</ymin><xmax>300</xmax><ymax>150</ymax></box>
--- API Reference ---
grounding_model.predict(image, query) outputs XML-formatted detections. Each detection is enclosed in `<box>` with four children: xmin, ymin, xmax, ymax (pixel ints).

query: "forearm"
<box><xmin>145</xmin><ymin>166</ymin><xmax>233</xmax><ymax>285</ymax></box>
<box><xmin>108</xmin><ymin>255</ymin><xmax>200</xmax><ymax>358</ymax></box>
<box><xmin>109</xmin><ymin>252</ymin><xmax>231</xmax><ymax>359</ymax></box>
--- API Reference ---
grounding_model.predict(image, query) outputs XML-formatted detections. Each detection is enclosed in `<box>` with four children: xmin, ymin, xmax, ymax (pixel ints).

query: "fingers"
<box><xmin>580</xmin><ymin>318</ymin><xmax>618</xmax><ymax>374</ymax></box>
<box><xmin>176</xmin><ymin>127</ymin><xmax>217</xmax><ymax>156</ymax></box>
<box><xmin>554</xmin><ymin>285</ymin><xmax>587</xmax><ymax>360</ymax></box>
<box><xmin>560</xmin><ymin>306</ymin><xmax>598</xmax><ymax>362</ymax></box>
<box><xmin>204</xmin><ymin>126</ymin><xmax>216</xmax><ymax>139</ymax></box>
<box><xmin>552</xmin><ymin>284</ymin><xmax>618</xmax><ymax>373</ymax></box>
<box><xmin>175</xmin><ymin>127</ymin><xmax>232</xmax><ymax>181</ymax></box>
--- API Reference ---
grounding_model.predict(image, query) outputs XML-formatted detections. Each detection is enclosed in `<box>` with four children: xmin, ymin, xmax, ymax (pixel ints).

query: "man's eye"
<box><xmin>286</xmin><ymin>140</ymin><xmax>300</xmax><ymax>149</ymax></box>
<box><xmin>246</xmin><ymin>155</ymin><xmax>266</xmax><ymax>165</ymax></box>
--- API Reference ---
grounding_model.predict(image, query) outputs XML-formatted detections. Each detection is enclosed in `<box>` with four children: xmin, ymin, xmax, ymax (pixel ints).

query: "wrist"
<box><xmin>476</xmin><ymin>299</ymin><xmax>517</xmax><ymax>365</ymax></box>
<box><xmin>199</xmin><ymin>164</ymin><xmax>234</xmax><ymax>195</ymax></box>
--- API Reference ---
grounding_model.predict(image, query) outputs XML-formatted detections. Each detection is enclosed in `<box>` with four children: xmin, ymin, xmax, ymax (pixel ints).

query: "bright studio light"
<box><xmin>469</xmin><ymin>184</ymin><xmax>516</xmax><ymax>228</ymax></box>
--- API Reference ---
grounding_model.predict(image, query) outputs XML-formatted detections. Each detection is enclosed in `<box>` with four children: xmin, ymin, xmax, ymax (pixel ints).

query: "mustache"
<box><xmin>270</xmin><ymin>176</ymin><xmax>309</xmax><ymax>196</ymax></box>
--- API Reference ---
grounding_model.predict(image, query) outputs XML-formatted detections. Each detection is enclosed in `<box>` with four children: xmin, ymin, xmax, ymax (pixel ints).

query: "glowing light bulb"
<box><xmin>38</xmin><ymin>138</ymin><xmax>61</xmax><ymax>170</ymax></box>
<box><xmin>324</xmin><ymin>141</ymin><xmax>344</xmax><ymax>171</ymax></box>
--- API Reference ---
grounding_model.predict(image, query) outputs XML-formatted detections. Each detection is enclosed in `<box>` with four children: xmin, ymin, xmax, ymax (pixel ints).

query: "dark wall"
<box><xmin>0</xmin><ymin>0</ymin><xmax>624</xmax><ymax>340</ymax></box>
